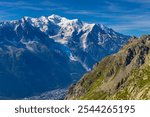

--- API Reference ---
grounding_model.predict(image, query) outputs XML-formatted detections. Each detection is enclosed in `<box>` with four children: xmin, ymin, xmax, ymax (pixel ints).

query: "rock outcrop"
<box><xmin>65</xmin><ymin>35</ymin><xmax>150</xmax><ymax>100</ymax></box>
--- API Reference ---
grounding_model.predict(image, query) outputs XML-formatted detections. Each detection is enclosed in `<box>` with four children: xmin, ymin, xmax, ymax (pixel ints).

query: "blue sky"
<box><xmin>0</xmin><ymin>0</ymin><xmax>149</xmax><ymax>36</ymax></box>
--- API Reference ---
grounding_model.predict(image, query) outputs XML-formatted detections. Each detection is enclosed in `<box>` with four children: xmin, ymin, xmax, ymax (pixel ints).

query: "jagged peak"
<box><xmin>95</xmin><ymin>24</ymin><xmax>111</xmax><ymax>32</ymax></box>
<box><xmin>100</xmin><ymin>24</ymin><xmax>108</xmax><ymax>30</ymax></box>
<box><xmin>71</xmin><ymin>18</ymin><xmax>82</xmax><ymax>23</ymax></box>
<box><xmin>49</xmin><ymin>14</ymin><xmax>63</xmax><ymax>19</ymax></box>
<box><xmin>85</xmin><ymin>23</ymin><xmax>111</xmax><ymax>34</ymax></box>
<box><xmin>48</xmin><ymin>14</ymin><xmax>68</xmax><ymax>23</ymax></box>
<box><xmin>22</xmin><ymin>16</ymin><xmax>32</xmax><ymax>21</ymax></box>
<box><xmin>39</xmin><ymin>16</ymin><xmax>48</xmax><ymax>20</ymax></box>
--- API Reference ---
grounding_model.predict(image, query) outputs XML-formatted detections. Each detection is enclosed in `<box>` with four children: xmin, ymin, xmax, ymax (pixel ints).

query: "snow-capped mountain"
<box><xmin>0</xmin><ymin>14</ymin><xmax>130</xmax><ymax>99</ymax></box>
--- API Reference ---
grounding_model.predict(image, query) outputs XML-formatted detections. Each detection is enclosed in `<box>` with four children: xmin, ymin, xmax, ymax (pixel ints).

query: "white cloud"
<box><xmin>65</xmin><ymin>10</ymin><xmax>102</xmax><ymax>15</ymax></box>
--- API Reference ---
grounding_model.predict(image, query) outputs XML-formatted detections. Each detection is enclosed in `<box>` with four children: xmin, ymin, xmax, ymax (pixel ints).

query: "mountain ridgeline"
<box><xmin>0</xmin><ymin>14</ymin><xmax>129</xmax><ymax>99</ymax></box>
<box><xmin>65</xmin><ymin>35</ymin><xmax>150</xmax><ymax>100</ymax></box>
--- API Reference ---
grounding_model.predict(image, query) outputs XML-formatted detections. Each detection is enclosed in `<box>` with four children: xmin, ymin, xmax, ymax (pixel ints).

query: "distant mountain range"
<box><xmin>65</xmin><ymin>35</ymin><xmax>150</xmax><ymax>100</ymax></box>
<box><xmin>0</xmin><ymin>14</ymin><xmax>130</xmax><ymax>99</ymax></box>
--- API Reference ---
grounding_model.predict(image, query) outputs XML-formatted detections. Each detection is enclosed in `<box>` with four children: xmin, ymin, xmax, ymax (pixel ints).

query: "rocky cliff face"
<box><xmin>65</xmin><ymin>35</ymin><xmax>150</xmax><ymax>100</ymax></box>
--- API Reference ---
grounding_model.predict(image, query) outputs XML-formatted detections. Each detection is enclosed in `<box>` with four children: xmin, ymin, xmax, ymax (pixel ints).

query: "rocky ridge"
<box><xmin>65</xmin><ymin>35</ymin><xmax>150</xmax><ymax>100</ymax></box>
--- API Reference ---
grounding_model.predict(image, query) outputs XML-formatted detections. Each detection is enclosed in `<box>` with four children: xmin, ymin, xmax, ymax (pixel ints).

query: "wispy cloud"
<box><xmin>110</xmin><ymin>20</ymin><xmax>150</xmax><ymax>31</ymax></box>
<box><xmin>0</xmin><ymin>1</ymin><xmax>67</xmax><ymax>11</ymax></box>
<box><xmin>64</xmin><ymin>0</ymin><xmax>150</xmax><ymax>36</ymax></box>
<box><xmin>0</xmin><ymin>1</ymin><xmax>42</xmax><ymax>11</ymax></box>
<box><xmin>125</xmin><ymin>0</ymin><xmax>150</xmax><ymax>4</ymax></box>
<box><xmin>103</xmin><ymin>13</ymin><xmax>150</xmax><ymax>36</ymax></box>
<box><xmin>0</xmin><ymin>0</ymin><xmax>68</xmax><ymax>20</ymax></box>
<box><xmin>65</xmin><ymin>10</ymin><xmax>102</xmax><ymax>15</ymax></box>
<box><xmin>0</xmin><ymin>8</ymin><xmax>17</xmax><ymax>21</ymax></box>
<box><xmin>0</xmin><ymin>1</ymin><xmax>27</xmax><ymax>7</ymax></box>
